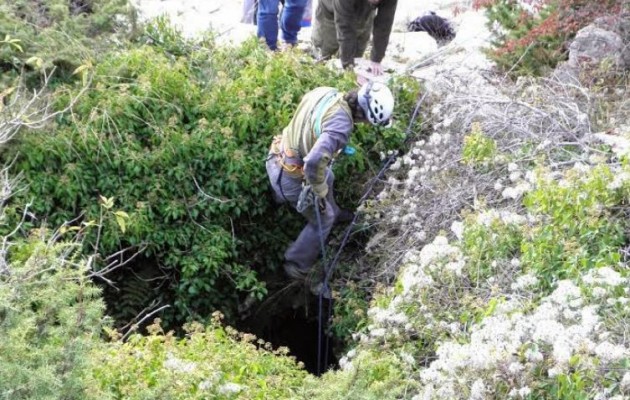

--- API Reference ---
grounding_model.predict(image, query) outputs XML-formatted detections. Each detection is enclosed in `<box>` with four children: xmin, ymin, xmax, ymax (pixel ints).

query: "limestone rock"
<box><xmin>592</xmin><ymin>14</ymin><xmax>630</xmax><ymax>68</ymax></box>
<box><xmin>554</xmin><ymin>14</ymin><xmax>630</xmax><ymax>82</ymax></box>
<box><xmin>568</xmin><ymin>25</ymin><xmax>625</xmax><ymax>69</ymax></box>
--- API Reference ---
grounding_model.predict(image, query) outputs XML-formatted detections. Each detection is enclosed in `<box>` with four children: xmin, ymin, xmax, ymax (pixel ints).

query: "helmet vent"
<box><xmin>358</xmin><ymin>81</ymin><xmax>394</xmax><ymax>127</ymax></box>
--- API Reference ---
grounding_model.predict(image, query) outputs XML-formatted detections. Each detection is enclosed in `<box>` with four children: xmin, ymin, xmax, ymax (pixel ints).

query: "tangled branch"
<box><xmin>0</xmin><ymin>68</ymin><xmax>91</xmax><ymax>146</ymax></box>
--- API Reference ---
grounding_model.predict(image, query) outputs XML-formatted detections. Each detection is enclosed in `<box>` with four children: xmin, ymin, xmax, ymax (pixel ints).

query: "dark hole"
<box><xmin>236</xmin><ymin>282</ymin><xmax>340</xmax><ymax>376</ymax></box>
<box><xmin>100</xmin><ymin>255</ymin><xmax>342</xmax><ymax>376</ymax></box>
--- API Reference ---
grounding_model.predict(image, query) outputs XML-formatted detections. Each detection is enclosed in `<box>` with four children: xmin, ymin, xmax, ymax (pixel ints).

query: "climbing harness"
<box><xmin>269</xmin><ymin>88</ymin><xmax>359</xmax><ymax>208</ymax></box>
<box><xmin>269</xmin><ymin>135</ymin><xmax>304</xmax><ymax>178</ymax></box>
<box><xmin>315</xmin><ymin>92</ymin><xmax>427</xmax><ymax>375</ymax></box>
<box><xmin>268</xmin><ymin>135</ymin><xmax>304</xmax><ymax>203</ymax></box>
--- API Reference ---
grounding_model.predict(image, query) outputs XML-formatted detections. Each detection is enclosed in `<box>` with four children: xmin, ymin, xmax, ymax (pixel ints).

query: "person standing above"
<box><xmin>258</xmin><ymin>0</ymin><xmax>308</xmax><ymax>51</ymax></box>
<box><xmin>312</xmin><ymin>0</ymin><xmax>398</xmax><ymax>75</ymax></box>
<box><xmin>266</xmin><ymin>82</ymin><xmax>395</xmax><ymax>291</ymax></box>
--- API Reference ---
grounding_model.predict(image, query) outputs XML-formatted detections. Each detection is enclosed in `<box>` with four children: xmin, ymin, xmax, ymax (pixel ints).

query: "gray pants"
<box><xmin>266</xmin><ymin>157</ymin><xmax>340</xmax><ymax>272</ymax></box>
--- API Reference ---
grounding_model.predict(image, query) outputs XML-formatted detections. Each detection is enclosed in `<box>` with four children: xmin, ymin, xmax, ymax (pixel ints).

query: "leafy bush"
<box><xmin>2</xmin><ymin>16</ymin><xmax>421</xmax><ymax>326</ymax></box>
<box><xmin>474</xmin><ymin>0</ymin><xmax>624</xmax><ymax>77</ymax></box>
<box><xmin>462</xmin><ymin>210</ymin><xmax>524</xmax><ymax>283</ymax></box>
<box><xmin>0</xmin><ymin>229</ymin><xmax>106</xmax><ymax>399</ymax></box>
<box><xmin>89</xmin><ymin>317</ymin><xmax>307</xmax><ymax>400</ymax></box>
<box><xmin>0</xmin><ymin>0</ymin><xmax>137</xmax><ymax>88</ymax></box>
<box><xmin>522</xmin><ymin>164</ymin><xmax>626</xmax><ymax>289</ymax></box>
<box><xmin>462</xmin><ymin>121</ymin><xmax>498</xmax><ymax>167</ymax></box>
<box><xmin>331</xmin><ymin>280</ymin><xmax>370</xmax><ymax>340</ymax></box>
<box><xmin>307</xmin><ymin>350</ymin><xmax>413</xmax><ymax>400</ymax></box>
<box><xmin>0</xmin><ymin>217</ymin><xmax>308</xmax><ymax>400</ymax></box>
<box><xmin>0</xmin><ymin>218</ymin><xmax>310</xmax><ymax>400</ymax></box>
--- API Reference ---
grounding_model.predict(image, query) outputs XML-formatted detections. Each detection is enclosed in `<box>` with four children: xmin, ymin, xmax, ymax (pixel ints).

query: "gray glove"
<box><xmin>311</xmin><ymin>182</ymin><xmax>328</xmax><ymax>199</ymax></box>
<box><xmin>296</xmin><ymin>184</ymin><xmax>326</xmax><ymax>213</ymax></box>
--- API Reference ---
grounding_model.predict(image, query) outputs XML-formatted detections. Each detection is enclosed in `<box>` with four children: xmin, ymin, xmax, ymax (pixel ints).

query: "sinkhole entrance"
<box><xmin>100</xmin><ymin>254</ymin><xmax>343</xmax><ymax>375</ymax></box>
<box><xmin>236</xmin><ymin>284</ymin><xmax>340</xmax><ymax>375</ymax></box>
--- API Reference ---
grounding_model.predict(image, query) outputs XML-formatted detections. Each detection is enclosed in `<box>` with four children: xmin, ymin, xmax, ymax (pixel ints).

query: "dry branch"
<box><xmin>0</xmin><ymin>68</ymin><xmax>91</xmax><ymax>147</ymax></box>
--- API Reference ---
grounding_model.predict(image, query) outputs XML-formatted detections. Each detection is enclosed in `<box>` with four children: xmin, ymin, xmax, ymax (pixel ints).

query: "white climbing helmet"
<box><xmin>358</xmin><ymin>81</ymin><xmax>394</xmax><ymax>127</ymax></box>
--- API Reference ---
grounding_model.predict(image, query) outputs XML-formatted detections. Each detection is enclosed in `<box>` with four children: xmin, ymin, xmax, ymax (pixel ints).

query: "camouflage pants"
<box><xmin>311</xmin><ymin>0</ymin><xmax>374</xmax><ymax>60</ymax></box>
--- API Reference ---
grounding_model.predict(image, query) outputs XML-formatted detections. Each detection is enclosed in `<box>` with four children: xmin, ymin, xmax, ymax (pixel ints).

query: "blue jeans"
<box><xmin>257</xmin><ymin>0</ymin><xmax>307</xmax><ymax>50</ymax></box>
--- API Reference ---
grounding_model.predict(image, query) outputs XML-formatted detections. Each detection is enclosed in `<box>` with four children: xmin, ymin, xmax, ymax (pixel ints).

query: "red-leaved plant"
<box><xmin>472</xmin><ymin>0</ymin><xmax>624</xmax><ymax>76</ymax></box>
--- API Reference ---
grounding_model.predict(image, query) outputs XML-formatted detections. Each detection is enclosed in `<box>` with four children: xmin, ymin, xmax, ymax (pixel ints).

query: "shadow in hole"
<box><xmin>237</xmin><ymin>280</ymin><xmax>338</xmax><ymax>375</ymax></box>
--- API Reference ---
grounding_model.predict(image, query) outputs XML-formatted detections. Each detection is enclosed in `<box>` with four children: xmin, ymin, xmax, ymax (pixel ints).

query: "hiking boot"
<box><xmin>283</xmin><ymin>262</ymin><xmax>309</xmax><ymax>281</ymax></box>
<box><xmin>336</xmin><ymin>209</ymin><xmax>355</xmax><ymax>224</ymax></box>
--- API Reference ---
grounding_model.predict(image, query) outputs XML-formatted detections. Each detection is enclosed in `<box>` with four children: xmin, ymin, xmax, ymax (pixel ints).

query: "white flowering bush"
<box><xmin>359</xmin><ymin>237</ymin><xmax>471</xmax><ymax>358</ymax></box>
<box><xmin>313</xmin><ymin>60</ymin><xmax>630</xmax><ymax>399</ymax></box>
<box><xmin>315</xmin><ymin>161</ymin><xmax>630</xmax><ymax>399</ymax></box>
<box><xmin>415</xmin><ymin>270</ymin><xmax>629</xmax><ymax>400</ymax></box>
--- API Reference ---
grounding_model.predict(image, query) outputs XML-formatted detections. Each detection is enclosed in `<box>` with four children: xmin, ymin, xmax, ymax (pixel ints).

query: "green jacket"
<box><xmin>323</xmin><ymin>0</ymin><xmax>398</xmax><ymax>67</ymax></box>
<box><xmin>281</xmin><ymin>87</ymin><xmax>353</xmax><ymax>194</ymax></box>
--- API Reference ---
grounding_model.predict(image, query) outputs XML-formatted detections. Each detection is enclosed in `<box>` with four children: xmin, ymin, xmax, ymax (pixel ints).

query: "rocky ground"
<box><xmin>130</xmin><ymin>0</ymin><xmax>491</xmax><ymax>77</ymax></box>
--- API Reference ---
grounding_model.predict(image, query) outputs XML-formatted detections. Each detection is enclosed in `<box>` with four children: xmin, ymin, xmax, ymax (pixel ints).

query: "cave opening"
<box><xmin>99</xmin><ymin>254</ymin><xmax>343</xmax><ymax>375</ymax></box>
<box><xmin>236</xmin><ymin>282</ymin><xmax>341</xmax><ymax>376</ymax></box>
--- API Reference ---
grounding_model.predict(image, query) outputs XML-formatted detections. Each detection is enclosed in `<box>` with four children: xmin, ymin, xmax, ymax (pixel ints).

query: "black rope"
<box><xmin>314</xmin><ymin>199</ymin><xmax>328</xmax><ymax>375</ymax></box>
<box><xmin>314</xmin><ymin>93</ymin><xmax>427</xmax><ymax>374</ymax></box>
<box><xmin>324</xmin><ymin>293</ymin><xmax>333</xmax><ymax>371</ymax></box>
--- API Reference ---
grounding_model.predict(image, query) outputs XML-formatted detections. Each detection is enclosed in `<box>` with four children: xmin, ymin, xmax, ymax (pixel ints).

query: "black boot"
<box><xmin>309</xmin><ymin>281</ymin><xmax>332</xmax><ymax>299</ymax></box>
<box><xmin>283</xmin><ymin>262</ymin><xmax>309</xmax><ymax>281</ymax></box>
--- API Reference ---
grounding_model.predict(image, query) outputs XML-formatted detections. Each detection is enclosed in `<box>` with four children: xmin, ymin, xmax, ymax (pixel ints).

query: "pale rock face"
<box><xmin>568</xmin><ymin>26</ymin><xmax>625</xmax><ymax>68</ymax></box>
<box><xmin>131</xmin><ymin>0</ymin><xmax>257</xmax><ymax>43</ymax></box>
<box><xmin>592</xmin><ymin>14</ymin><xmax>630</xmax><ymax>69</ymax></box>
<box><xmin>555</xmin><ymin>18</ymin><xmax>630</xmax><ymax>81</ymax></box>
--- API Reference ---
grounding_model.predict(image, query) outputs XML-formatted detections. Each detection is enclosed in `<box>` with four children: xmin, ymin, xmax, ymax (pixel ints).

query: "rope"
<box><xmin>314</xmin><ymin>93</ymin><xmax>427</xmax><ymax>374</ymax></box>
<box><xmin>314</xmin><ymin>199</ymin><xmax>328</xmax><ymax>375</ymax></box>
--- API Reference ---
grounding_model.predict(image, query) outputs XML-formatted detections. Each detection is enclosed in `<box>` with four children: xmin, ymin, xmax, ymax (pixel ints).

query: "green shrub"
<box><xmin>331</xmin><ymin>280</ymin><xmax>369</xmax><ymax>340</ymax></box>
<box><xmin>462</xmin><ymin>122</ymin><xmax>498</xmax><ymax>168</ymax></box>
<box><xmin>89</xmin><ymin>317</ymin><xmax>307</xmax><ymax>400</ymax></box>
<box><xmin>0</xmin><ymin>0</ymin><xmax>137</xmax><ymax>88</ymax></box>
<box><xmin>0</xmin><ymin>229</ymin><xmax>106</xmax><ymax>400</ymax></box>
<box><xmin>522</xmin><ymin>165</ymin><xmax>625</xmax><ymax>289</ymax></box>
<box><xmin>2</xmin><ymin>15</ymin><xmax>420</xmax><ymax>326</ymax></box>
<box><xmin>307</xmin><ymin>350</ymin><xmax>414</xmax><ymax>400</ymax></box>
<box><xmin>462</xmin><ymin>210</ymin><xmax>524</xmax><ymax>283</ymax></box>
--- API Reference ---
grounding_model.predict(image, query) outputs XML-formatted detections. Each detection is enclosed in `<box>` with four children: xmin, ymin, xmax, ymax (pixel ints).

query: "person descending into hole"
<box><xmin>312</xmin><ymin>0</ymin><xmax>398</xmax><ymax>75</ymax></box>
<box><xmin>266</xmin><ymin>81</ymin><xmax>395</xmax><ymax>294</ymax></box>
